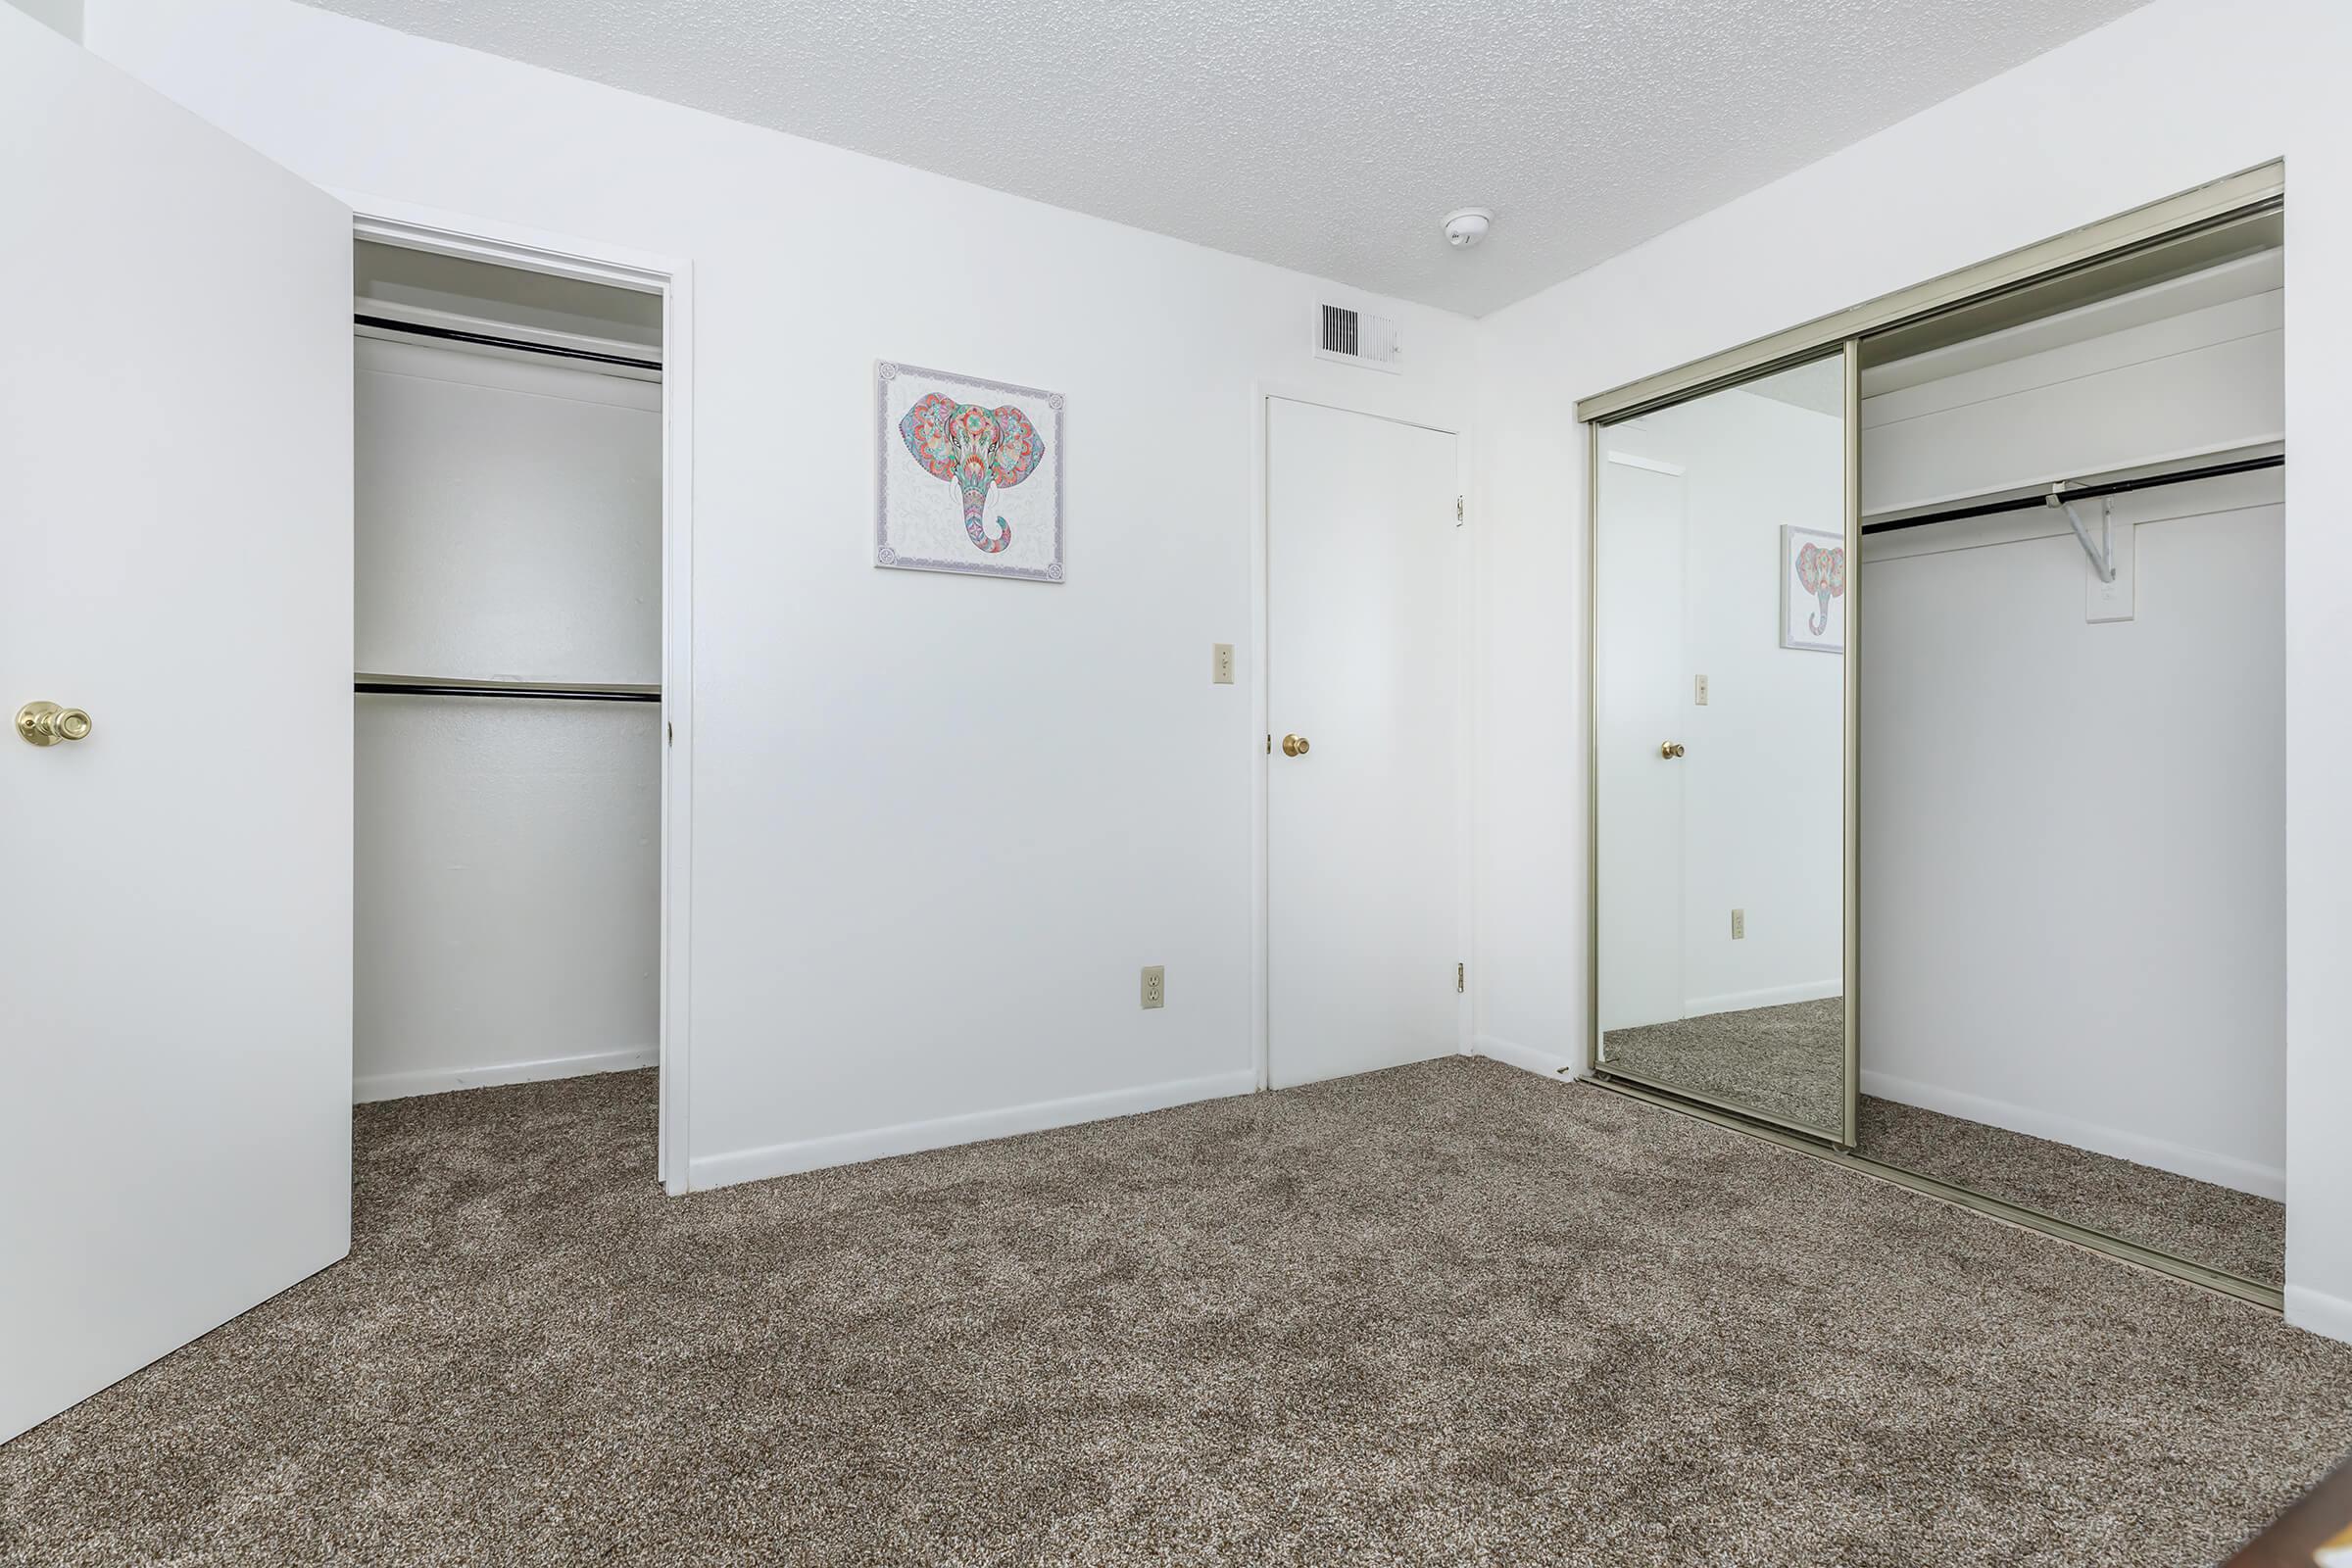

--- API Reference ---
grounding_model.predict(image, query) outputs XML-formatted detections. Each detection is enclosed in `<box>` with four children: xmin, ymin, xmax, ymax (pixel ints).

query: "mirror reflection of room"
<box><xmin>1855</xmin><ymin>219</ymin><xmax>2285</xmax><ymax>1288</ymax></box>
<box><xmin>1594</xmin><ymin>355</ymin><xmax>1848</xmax><ymax>1140</ymax></box>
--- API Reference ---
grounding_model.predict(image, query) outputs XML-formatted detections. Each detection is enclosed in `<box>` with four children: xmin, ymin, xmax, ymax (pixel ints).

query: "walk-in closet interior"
<box><xmin>1586</xmin><ymin>171</ymin><xmax>2285</xmax><ymax>1299</ymax></box>
<box><xmin>352</xmin><ymin>242</ymin><xmax>664</xmax><ymax>1122</ymax></box>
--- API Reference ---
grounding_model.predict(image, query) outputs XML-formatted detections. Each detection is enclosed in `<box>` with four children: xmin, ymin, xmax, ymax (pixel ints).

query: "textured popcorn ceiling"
<box><xmin>295</xmin><ymin>0</ymin><xmax>2151</xmax><ymax>316</ymax></box>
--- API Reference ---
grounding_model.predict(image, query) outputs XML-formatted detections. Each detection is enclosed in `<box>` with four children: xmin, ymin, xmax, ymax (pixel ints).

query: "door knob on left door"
<box><xmin>1659</xmin><ymin>741</ymin><xmax>1686</xmax><ymax>759</ymax></box>
<box><xmin>1282</xmin><ymin>733</ymin><xmax>1311</xmax><ymax>758</ymax></box>
<box><xmin>17</xmin><ymin>702</ymin><xmax>93</xmax><ymax>747</ymax></box>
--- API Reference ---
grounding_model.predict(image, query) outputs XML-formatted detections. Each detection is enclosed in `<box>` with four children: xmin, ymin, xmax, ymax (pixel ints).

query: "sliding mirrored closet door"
<box><xmin>1581</xmin><ymin>169</ymin><xmax>2285</xmax><ymax>1300</ymax></box>
<box><xmin>1591</xmin><ymin>350</ymin><xmax>1857</xmax><ymax>1145</ymax></box>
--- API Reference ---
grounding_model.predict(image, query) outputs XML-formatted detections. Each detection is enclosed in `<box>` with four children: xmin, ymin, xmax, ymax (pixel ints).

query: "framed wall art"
<box><xmin>1781</xmin><ymin>524</ymin><xmax>1846</xmax><ymax>653</ymax></box>
<box><xmin>875</xmin><ymin>361</ymin><xmax>1064</xmax><ymax>582</ymax></box>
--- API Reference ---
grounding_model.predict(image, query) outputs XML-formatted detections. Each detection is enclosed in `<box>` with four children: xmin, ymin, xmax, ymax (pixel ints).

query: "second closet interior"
<box><xmin>1589</xmin><ymin>193</ymin><xmax>2285</xmax><ymax>1296</ymax></box>
<box><xmin>352</xmin><ymin>241</ymin><xmax>666</xmax><ymax>1141</ymax></box>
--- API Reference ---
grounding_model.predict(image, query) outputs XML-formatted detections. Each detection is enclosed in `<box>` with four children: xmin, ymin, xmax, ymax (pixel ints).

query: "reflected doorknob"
<box><xmin>16</xmin><ymin>702</ymin><xmax>93</xmax><ymax>747</ymax></box>
<box><xmin>1282</xmin><ymin>733</ymin><xmax>1311</xmax><ymax>758</ymax></box>
<box><xmin>1659</xmin><ymin>741</ymin><xmax>1686</xmax><ymax>760</ymax></box>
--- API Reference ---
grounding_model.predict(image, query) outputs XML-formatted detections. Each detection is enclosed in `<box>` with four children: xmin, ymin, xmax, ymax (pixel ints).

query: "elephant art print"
<box><xmin>898</xmin><ymin>392</ymin><xmax>1046</xmax><ymax>555</ymax></box>
<box><xmin>1779</xmin><ymin>525</ymin><xmax>1846</xmax><ymax>652</ymax></box>
<box><xmin>1793</xmin><ymin>538</ymin><xmax>1846</xmax><ymax>636</ymax></box>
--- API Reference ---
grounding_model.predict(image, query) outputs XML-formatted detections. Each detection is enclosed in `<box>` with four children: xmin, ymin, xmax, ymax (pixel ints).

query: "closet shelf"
<box><xmin>355</xmin><ymin>673</ymin><xmax>661</xmax><ymax>704</ymax></box>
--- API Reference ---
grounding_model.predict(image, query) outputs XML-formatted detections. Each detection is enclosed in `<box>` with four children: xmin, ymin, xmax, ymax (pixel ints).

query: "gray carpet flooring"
<box><xmin>1604</xmin><ymin>998</ymin><xmax>1850</xmax><ymax>1135</ymax></box>
<box><xmin>1604</xmin><ymin>999</ymin><xmax>2286</xmax><ymax>1287</ymax></box>
<box><xmin>4</xmin><ymin>1059</ymin><xmax>2347</xmax><ymax>1567</ymax></box>
<box><xmin>1860</xmin><ymin>1097</ymin><xmax>2286</xmax><ymax>1290</ymax></box>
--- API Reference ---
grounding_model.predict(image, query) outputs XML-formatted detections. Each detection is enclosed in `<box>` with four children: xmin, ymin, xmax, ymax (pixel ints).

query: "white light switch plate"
<box><xmin>2087</xmin><ymin>521</ymin><xmax>2136</xmax><ymax>623</ymax></box>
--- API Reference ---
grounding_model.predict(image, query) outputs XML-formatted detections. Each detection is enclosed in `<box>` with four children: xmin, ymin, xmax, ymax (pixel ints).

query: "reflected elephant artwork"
<box><xmin>1780</xmin><ymin>524</ymin><xmax>1846</xmax><ymax>653</ymax></box>
<box><xmin>875</xmin><ymin>362</ymin><xmax>1065</xmax><ymax>581</ymax></box>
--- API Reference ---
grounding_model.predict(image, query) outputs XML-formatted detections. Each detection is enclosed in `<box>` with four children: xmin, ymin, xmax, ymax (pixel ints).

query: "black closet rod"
<box><xmin>1860</xmin><ymin>453</ymin><xmax>2284</xmax><ymax>536</ymax></box>
<box><xmin>355</xmin><ymin>313</ymin><xmax>662</xmax><ymax>372</ymax></box>
<box><xmin>355</xmin><ymin>677</ymin><xmax>661</xmax><ymax>705</ymax></box>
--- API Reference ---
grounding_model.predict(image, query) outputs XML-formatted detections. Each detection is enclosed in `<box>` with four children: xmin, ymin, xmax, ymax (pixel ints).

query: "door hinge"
<box><xmin>1456</xmin><ymin>961</ymin><xmax>1465</xmax><ymax>993</ymax></box>
<box><xmin>1455</xmin><ymin>494</ymin><xmax>1465</xmax><ymax>525</ymax></box>
<box><xmin>666</xmin><ymin>720</ymin><xmax>674</xmax><ymax>746</ymax></box>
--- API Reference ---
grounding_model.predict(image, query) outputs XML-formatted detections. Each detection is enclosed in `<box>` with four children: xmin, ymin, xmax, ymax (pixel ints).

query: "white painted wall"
<box><xmin>2279</xmin><ymin>0</ymin><xmax>2352</xmax><ymax>1340</ymax></box>
<box><xmin>1597</xmin><ymin>380</ymin><xmax>1843</xmax><ymax>1028</ymax></box>
<box><xmin>353</xmin><ymin>339</ymin><xmax>662</xmax><ymax>1101</ymax></box>
<box><xmin>1472</xmin><ymin>0</ymin><xmax>2352</xmax><ymax>1329</ymax></box>
<box><xmin>1861</xmin><ymin>474</ymin><xmax>2285</xmax><ymax>1197</ymax></box>
<box><xmin>1864</xmin><ymin>279</ymin><xmax>2284</xmax><ymax>516</ymax></box>
<box><xmin>4</xmin><ymin>0</ymin><xmax>78</xmax><ymax>40</ymax></box>
<box><xmin>85</xmin><ymin>0</ymin><xmax>1478</xmax><ymax>1186</ymax></box>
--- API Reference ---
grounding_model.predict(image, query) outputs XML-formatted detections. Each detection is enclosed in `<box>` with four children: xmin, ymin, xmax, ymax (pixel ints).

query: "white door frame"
<box><xmin>1250</xmin><ymin>379</ymin><xmax>1475</xmax><ymax>1093</ymax></box>
<box><xmin>345</xmin><ymin>194</ymin><xmax>698</xmax><ymax>1194</ymax></box>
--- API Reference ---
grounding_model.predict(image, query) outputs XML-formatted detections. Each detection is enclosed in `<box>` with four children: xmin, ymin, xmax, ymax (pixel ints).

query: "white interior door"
<box><xmin>1594</xmin><ymin>455</ymin><xmax>1687</xmax><ymax>1033</ymax></box>
<box><xmin>1</xmin><ymin>11</ymin><xmax>353</xmax><ymax>1443</ymax></box>
<box><xmin>1266</xmin><ymin>398</ymin><xmax>1461</xmax><ymax>1089</ymax></box>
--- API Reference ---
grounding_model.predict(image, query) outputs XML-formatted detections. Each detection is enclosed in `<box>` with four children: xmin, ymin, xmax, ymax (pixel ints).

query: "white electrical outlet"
<box><xmin>1212</xmin><ymin>644</ymin><xmax>1235</xmax><ymax>684</ymax></box>
<box><xmin>1141</xmin><ymin>965</ymin><xmax>1165</xmax><ymax>1008</ymax></box>
<box><xmin>1731</xmin><ymin>908</ymin><xmax>1745</xmax><ymax>940</ymax></box>
<box><xmin>1694</xmin><ymin>674</ymin><xmax>1709</xmax><ymax>706</ymax></box>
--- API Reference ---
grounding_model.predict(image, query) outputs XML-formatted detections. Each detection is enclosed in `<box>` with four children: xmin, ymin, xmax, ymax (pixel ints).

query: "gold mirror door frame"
<box><xmin>1586</xmin><ymin>340</ymin><xmax>1861</xmax><ymax>1149</ymax></box>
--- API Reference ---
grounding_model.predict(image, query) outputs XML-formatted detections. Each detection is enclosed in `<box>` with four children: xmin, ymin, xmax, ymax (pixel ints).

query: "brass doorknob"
<box><xmin>1282</xmin><ymin>733</ymin><xmax>1310</xmax><ymax>758</ymax></box>
<box><xmin>17</xmin><ymin>702</ymin><xmax>92</xmax><ymax>747</ymax></box>
<box><xmin>1659</xmin><ymin>741</ymin><xmax>1686</xmax><ymax>760</ymax></box>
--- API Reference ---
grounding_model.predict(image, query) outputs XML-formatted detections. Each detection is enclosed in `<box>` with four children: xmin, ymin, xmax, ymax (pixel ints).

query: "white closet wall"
<box><xmin>1863</xmin><ymin>253</ymin><xmax>2283</xmax><ymax>515</ymax></box>
<box><xmin>354</xmin><ymin>336</ymin><xmax>661</xmax><ymax>1102</ymax></box>
<box><xmin>1859</xmin><ymin>266</ymin><xmax>2285</xmax><ymax>1196</ymax></box>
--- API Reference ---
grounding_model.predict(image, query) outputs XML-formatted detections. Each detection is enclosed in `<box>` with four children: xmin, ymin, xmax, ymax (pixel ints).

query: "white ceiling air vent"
<box><xmin>1315</xmin><ymin>303</ymin><xmax>1401</xmax><ymax>373</ymax></box>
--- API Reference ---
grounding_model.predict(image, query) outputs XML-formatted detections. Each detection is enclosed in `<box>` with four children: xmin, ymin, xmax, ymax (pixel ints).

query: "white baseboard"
<box><xmin>354</xmin><ymin>1045</ymin><xmax>659</xmax><ymax>1104</ymax></box>
<box><xmin>1861</xmin><ymin>1067</ymin><xmax>2284</xmax><ymax>1200</ymax></box>
<box><xmin>1683</xmin><ymin>978</ymin><xmax>1842</xmax><ymax>1017</ymax></box>
<box><xmin>1473</xmin><ymin>1034</ymin><xmax>1583</xmax><ymax>1081</ymax></box>
<box><xmin>688</xmin><ymin>1068</ymin><xmax>1258</xmax><ymax>1193</ymax></box>
<box><xmin>2285</xmin><ymin>1286</ymin><xmax>2352</xmax><ymax>1345</ymax></box>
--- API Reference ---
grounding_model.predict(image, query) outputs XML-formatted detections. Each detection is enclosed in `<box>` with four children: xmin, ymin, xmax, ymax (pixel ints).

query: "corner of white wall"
<box><xmin>2279</xmin><ymin>0</ymin><xmax>2352</xmax><ymax>1345</ymax></box>
<box><xmin>1473</xmin><ymin>1034</ymin><xmax>1584</xmax><ymax>1082</ymax></box>
<box><xmin>6</xmin><ymin>0</ymin><xmax>79</xmax><ymax>40</ymax></box>
<box><xmin>2285</xmin><ymin>1287</ymin><xmax>2352</xmax><ymax>1347</ymax></box>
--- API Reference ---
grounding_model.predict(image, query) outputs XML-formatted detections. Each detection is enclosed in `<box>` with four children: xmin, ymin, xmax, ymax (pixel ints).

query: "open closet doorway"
<box><xmin>1852</xmin><ymin>208</ymin><xmax>2286</xmax><ymax>1292</ymax></box>
<box><xmin>349</xmin><ymin>217</ymin><xmax>695</xmax><ymax>1194</ymax></box>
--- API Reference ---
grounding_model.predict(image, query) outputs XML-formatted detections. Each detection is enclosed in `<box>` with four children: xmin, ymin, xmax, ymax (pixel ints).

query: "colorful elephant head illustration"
<box><xmin>1793</xmin><ymin>540</ymin><xmax>1846</xmax><ymax>636</ymax></box>
<box><xmin>899</xmin><ymin>393</ymin><xmax>1045</xmax><ymax>555</ymax></box>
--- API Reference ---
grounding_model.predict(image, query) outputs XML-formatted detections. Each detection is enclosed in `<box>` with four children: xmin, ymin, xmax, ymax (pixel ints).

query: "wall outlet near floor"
<box><xmin>1731</xmin><ymin>908</ymin><xmax>1744</xmax><ymax>940</ymax></box>
<box><xmin>1141</xmin><ymin>965</ymin><xmax>1165</xmax><ymax>1008</ymax></box>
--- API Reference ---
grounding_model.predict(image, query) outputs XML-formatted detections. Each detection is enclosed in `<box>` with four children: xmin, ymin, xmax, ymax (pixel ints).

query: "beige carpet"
<box><xmin>1861</xmin><ymin>1098</ymin><xmax>2286</xmax><ymax>1289</ymax></box>
<box><xmin>1603</xmin><ymin>998</ymin><xmax>1849</xmax><ymax>1135</ymax></box>
<box><xmin>1604</xmin><ymin>998</ymin><xmax>2284</xmax><ymax>1286</ymax></box>
<box><xmin>3</xmin><ymin>1059</ymin><xmax>2346</xmax><ymax>1567</ymax></box>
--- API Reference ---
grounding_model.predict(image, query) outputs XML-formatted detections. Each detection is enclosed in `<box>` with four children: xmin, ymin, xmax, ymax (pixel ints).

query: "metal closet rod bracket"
<box><xmin>2049</xmin><ymin>485</ymin><xmax>2118</xmax><ymax>583</ymax></box>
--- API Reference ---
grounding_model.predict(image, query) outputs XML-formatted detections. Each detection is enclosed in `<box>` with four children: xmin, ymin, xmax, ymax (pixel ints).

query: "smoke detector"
<box><xmin>1442</xmin><ymin>208</ymin><xmax>1493</xmax><ymax>249</ymax></box>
